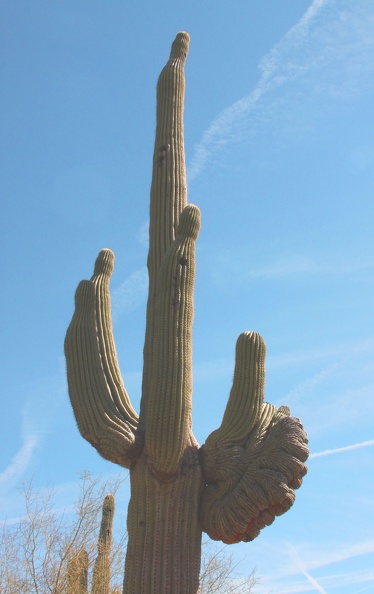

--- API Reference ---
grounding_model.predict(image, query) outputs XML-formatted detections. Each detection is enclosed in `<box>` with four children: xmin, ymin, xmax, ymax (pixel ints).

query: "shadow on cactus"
<box><xmin>64</xmin><ymin>31</ymin><xmax>309</xmax><ymax>594</ymax></box>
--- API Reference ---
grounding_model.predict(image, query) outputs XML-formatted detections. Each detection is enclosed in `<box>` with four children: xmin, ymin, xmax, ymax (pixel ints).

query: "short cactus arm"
<box><xmin>64</xmin><ymin>251</ymin><xmax>140</xmax><ymax>468</ymax></box>
<box><xmin>200</xmin><ymin>331</ymin><xmax>309</xmax><ymax>544</ymax></box>
<box><xmin>140</xmin><ymin>31</ymin><xmax>190</xmax><ymax>429</ymax></box>
<box><xmin>144</xmin><ymin>204</ymin><xmax>201</xmax><ymax>479</ymax></box>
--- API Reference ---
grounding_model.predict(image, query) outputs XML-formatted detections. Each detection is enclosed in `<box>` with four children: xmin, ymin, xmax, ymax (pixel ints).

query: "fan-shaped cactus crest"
<box><xmin>65</xmin><ymin>31</ymin><xmax>309</xmax><ymax>594</ymax></box>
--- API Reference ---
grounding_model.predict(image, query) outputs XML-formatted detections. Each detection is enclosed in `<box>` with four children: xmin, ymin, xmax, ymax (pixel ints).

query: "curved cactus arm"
<box><xmin>140</xmin><ymin>31</ymin><xmax>190</xmax><ymax>430</ymax></box>
<box><xmin>64</xmin><ymin>251</ymin><xmax>140</xmax><ymax>468</ymax></box>
<box><xmin>144</xmin><ymin>204</ymin><xmax>201</xmax><ymax>479</ymax></box>
<box><xmin>90</xmin><ymin>250</ymin><xmax>138</xmax><ymax>431</ymax></box>
<box><xmin>200</xmin><ymin>331</ymin><xmax>309</xmax><ymax>544</ymax></box>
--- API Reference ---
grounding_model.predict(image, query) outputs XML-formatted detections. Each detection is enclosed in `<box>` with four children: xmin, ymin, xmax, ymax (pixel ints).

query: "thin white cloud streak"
<box><xmin>188</xmin><ymin>0</ymin><xmax>329</xmax><ymax>180</ymax></box>
<box><xmin>256</xmin><ymin>540</ymin><xmax>374</xmax><ymax>593</ymax></box>
<box><xmin>310</xmin><ymin>438</ymin><xmax>374</xmax><ymax>459</ymax></box>
<box><xmin>268</xmin><ymin>335</ymin><xmax>374</xmax><ymax>368</ymax></box>
<box><xmin>281</xmin><ymin>362</ymin><xmax>341</xmax><ymax>406</ymax></box>
<box><xmin>111</xmin><ymin>266</ymin><xmax>148</xmax><ymax>319</ymax></box>
<box><xmin>188</xmin><ymin>0</ymin><xmax>374</xmax><ymax>181</ymax></box>
<box><xmin>297</xmin><ymin>567</ymin><xmax>327</xmax><ymax>594</ymax></box>
<box><xmin>352</xmin><ymin>584</ymin><xmax>374</xmax><ymax>594</ymax></box>
<box><xmin>258</xmin><ymin>569</ymin><xmax>374</xmax><ymax>594</ymax></box>
<box><xmin>0</xmin><ymin>434</ymin><xmax>38</xmax><ymax>487</ymax></box>
<box><xmin>136</xmin><ymin>220</ymin><xmax>149</xmax><ymax>249</ymax></box>
<box><xmin>291</xmin><ymin>540</ymin><xmax>374</xmax><ymax>575</ymax></box>
<box><xmin>287</xmin><ymin>544</ymin><xmax>328</xmax><ymax>594</ymax></box>
<box><xmin>248</xmin><ymin>256</ymin><xmax>374</xmax><ymax>280</ymax></box>
<box><xmin>0</xmin><ymin>397</ymin><xmax>46</xmax><ymax>491</ymax></box>
<box><xmin>209</xmin><ymin>248</ymin><xmax>374</xmax><ymax>291</ymax></box>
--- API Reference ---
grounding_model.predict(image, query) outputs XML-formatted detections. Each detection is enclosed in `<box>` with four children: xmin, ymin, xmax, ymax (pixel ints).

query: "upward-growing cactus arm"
<box><xmin>90</xmin><ymin>250</ymin><xmax>138</xmax><ymax>431</ymax></box>
<box><xmin>64</xmin><ymin>252</ymin><xmax>140</xmax><ymax>468</ymax></box>
<box><xmin>144</xmin><ymin>204</ymin><xmax>201</xmax><ymax>479</ymax></box>
<box><xmin>140</xmin><ymin>31</ymin><xmax>190</xmax><ymax>428</ymax></box>
<box><xmin>200</xmin><ymin>331</ymin><xmax>309</xmax><ymax>544</ymax></box>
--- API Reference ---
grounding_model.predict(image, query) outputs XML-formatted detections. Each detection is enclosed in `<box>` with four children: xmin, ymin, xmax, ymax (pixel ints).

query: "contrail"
<box><xmin>298</xmin><ymin>565</ymin><xmax>328</xmax><ymax>594</ymax></box>
<box><xmin>0</xmin><ymin>433</ymin><xmax>38</xmax><ymax>486</ymax></box>
<box><xmin>188</xmin><ymin>0</ymin><xmax>330</xmax><ymax>180</ymax></box>
<box><xmin>310</xmin><ymin>439</ymin><xmax>374</xmax><ymax>459</ymax></box>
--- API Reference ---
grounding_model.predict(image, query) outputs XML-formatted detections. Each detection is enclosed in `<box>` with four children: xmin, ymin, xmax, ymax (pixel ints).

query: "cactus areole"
<box><xmin>64</xmin><ymin>32</ymin><xmax>309</xmax><ymax>594</ymax></box>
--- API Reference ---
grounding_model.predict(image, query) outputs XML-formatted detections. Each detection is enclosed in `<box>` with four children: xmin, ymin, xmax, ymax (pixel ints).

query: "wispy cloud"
<box><xmin>248</xmin><ymin>255</ymin><xmax>374</xmax><ymax>280</ymax></box>
<box><xmin>0</xmin><ymin>433</ymin><xmax>38</xmax><ymax>488</ymax></box>
<box><xmin>281</xmin><ymin>362</ymin><xmax>341</xmax><ymax>407</ymax></box>
<box><xmin>288</xmin><ymin>546</ymin><xmax>328</xmax><ymax>594</ymax></box>
<box><xmin>188</xmin><ymin>0</ymin><xmax>374</xmax><ymax>180</ymax></box>
<box><xmin>110</xmin><ymin>221</ymin><xmax>150</xmax><ymax>320</ymax></box>
<box><xmin>208</xmin><ymin>246</ymin><xmax>374</xmax><ymax>292</ymax></box>
<box><xmin>310</xmin><ymin>438</ymin><xmax>374</xmax><ymax>459</ymax></box>
<box><xmin>136</xmin><ymin>220</ymin><xmax>149</xmax><ymax>249</ymax></box>
<box><xmin>111</xmin><ymin>267</ymin><xmax>148</xmax><ymax>320</ymax></box>
<box><xmin>254</xmin><ymin>539</ymin><xmax>374</xmax><ymax>593</ymax></box>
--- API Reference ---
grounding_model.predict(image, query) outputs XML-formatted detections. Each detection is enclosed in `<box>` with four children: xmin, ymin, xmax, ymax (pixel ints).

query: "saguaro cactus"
<box><xmin>67</xmin><ymin>494</ymin><xmax>115</xmax><ymax>594</ymax></box>
<box><xmin>67</xmin><ymin>549</ymin><xmax>88</xmax><ymax>594</ymax></box>
<box><xmin>65</xmin><ymin>32</ymin><xmax>309</xmax><ymax>594</ymax></box>
<box><xmin>92</xmin><ymin>494</ymin><xmax>115</xmax><ymax>594</ymax></box>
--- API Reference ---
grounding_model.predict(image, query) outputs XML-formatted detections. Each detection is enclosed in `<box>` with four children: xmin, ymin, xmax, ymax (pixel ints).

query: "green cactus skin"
<box><xmin>67</xmin><ymin>549</ymin><xmax>88</xmax><ymax>594</ymax></box>
<box><xmin>92</xmin><ymin>494</ymin><xmax>115</xmax><ymax>594</ymax></box>
<box><xmin>65</xmin><ymin>32</ymin><xmax>309</xmax><ymax>594</ymax></box>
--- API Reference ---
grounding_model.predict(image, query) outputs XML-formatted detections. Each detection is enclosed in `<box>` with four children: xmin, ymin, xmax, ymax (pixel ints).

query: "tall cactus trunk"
<box><xmin>65</xmin><ymin>31</ymin><xmax>309</xmax><ymax>594</ymax></box>
<box><xmin>124</xmin><ymin>455</ymin><xmax>203</xmax><ymax>593</ymax></box>
<box><xmin>124</xmin><ymin>34</ymin><xmax>204</xmax><ymax>591</ymax></box>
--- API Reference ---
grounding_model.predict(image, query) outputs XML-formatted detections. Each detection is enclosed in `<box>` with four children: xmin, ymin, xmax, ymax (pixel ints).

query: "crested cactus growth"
<box><xmin>65</xmin><ymin>31</ymin><xmax>309</xmax><ymax>594</ymax></box>
<box><xmin>92</xmin><ymin>494</ymin><xmax>115</xmax><ymax>594</ymax></box>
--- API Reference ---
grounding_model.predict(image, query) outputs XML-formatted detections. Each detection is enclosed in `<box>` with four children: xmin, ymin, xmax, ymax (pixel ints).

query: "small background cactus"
<box><xmin>67</xmin><ymin>493</ymin><xmax>116</xmax><ymax>594</ymax></box>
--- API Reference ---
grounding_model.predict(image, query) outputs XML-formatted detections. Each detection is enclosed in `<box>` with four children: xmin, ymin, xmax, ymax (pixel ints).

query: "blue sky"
<box><xmin>1</xmin><ymin>0</ymin><xmax>374</xmax><ymax>592</ymax></box>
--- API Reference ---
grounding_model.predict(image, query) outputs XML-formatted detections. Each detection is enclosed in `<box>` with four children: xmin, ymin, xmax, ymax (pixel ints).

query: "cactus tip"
<box><xmin>238</xmin><ymin>331</ymin><xmax>265</xmax><ymax>348</ymax></box>
<box><xmin>177</xmin><ymin>204</ymin><xmax>201</xmax><ymax>240</ymax></box>
<box><xmin>74</xmin><ymin>280</ymin><xmax>95</xmax><ymax>307</ymax></box>
<box><xmin>93</xmin><ymin>248</ymin><xmax>115</xmax><ymax>277</ymax></box>
<box><xmin>170</xmin><ymin>31</ymin><xmax>190</xmax><ymax>60</ymax></box>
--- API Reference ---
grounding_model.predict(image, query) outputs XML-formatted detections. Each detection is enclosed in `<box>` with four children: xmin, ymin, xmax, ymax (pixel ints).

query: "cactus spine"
<box><xmin>65</xmin><ymin>32</ymin><xmax>309</xmax><ymax>594</ymax></box>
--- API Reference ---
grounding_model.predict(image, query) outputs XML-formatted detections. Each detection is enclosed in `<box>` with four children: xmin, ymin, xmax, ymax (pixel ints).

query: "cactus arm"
<box><xmin>200</xmin><ymin>331</ymin><xmax>309</xmax><ymax>544</ymax></box>
<box><xmin>90</xmin><ymin>250</ymin><xmax>138</xmax><ymax>431</ymax></box>
<box><xmin>92</xmin><ymin>494</ymin><xmax>115</xmax><ymax>594</ymax></box>
<box><xmin>64</xmin><ymin>252</ymin><xmax>140</xmax><ymax>468</ymax></box>
<box><xmin>140</xmin><ymin>31</ymin><xmax>190</xmax><ymax>430</ymax></box>
<box><xmin>144</xmin><ymin>204</ymin><xmax>201</xmax><ymax>479</ymax></box>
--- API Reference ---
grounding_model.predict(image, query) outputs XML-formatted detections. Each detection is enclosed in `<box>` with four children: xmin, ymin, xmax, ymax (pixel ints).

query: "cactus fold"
<box><xmin>65</xmin><ymin>31</ymin><xmax>309</xmax><ymax>594</ymax></box>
